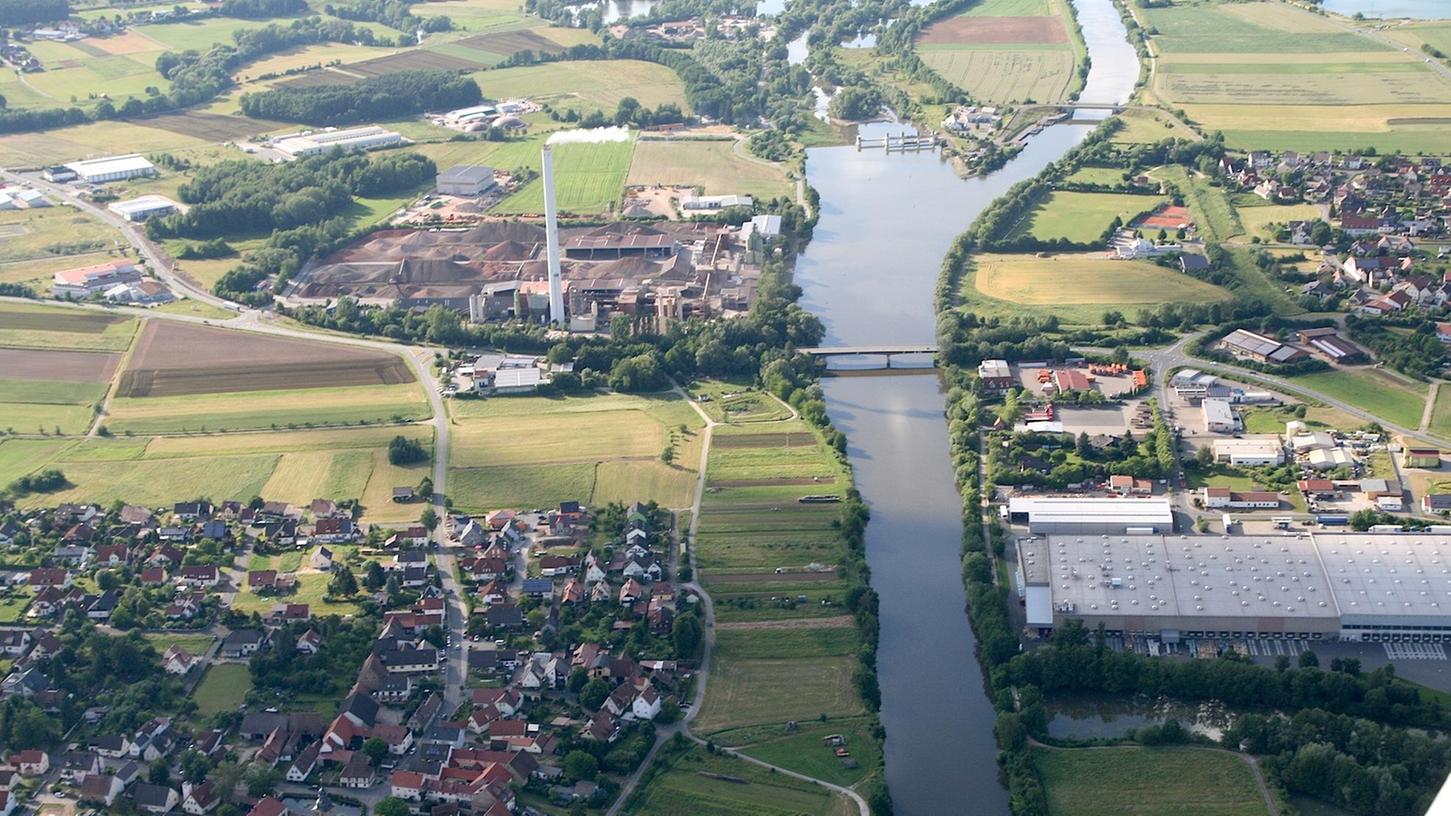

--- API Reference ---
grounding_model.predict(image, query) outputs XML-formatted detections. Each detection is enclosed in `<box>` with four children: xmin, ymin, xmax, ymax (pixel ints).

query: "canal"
<box><xmin>791</xmin><ymin>0</ymin><xmax>1138</xmax><ymax>812</ymax></box>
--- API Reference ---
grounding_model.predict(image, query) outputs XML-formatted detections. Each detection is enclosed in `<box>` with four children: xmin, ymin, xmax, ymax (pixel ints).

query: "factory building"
<box><xmin>272</xmin><ymin>126</ymin><xmax>403</xmax><ymax>159</ymax></box>
<box><xmin>1212</xmin><ymin>436</ymin><xmax>1285</xmax><ymax>467</ymax></box>
<box><xmin>65</xmin><ymin>154</ymin><xmax>156</xmax><ymax>183</ymax></box>
<box><xmin>1018</xmin><ymin>532</ymin><xmax>1451</xmax><ymax>642</ymax></box>
<box><xmin>436</xmin><ymin>164</ymin><xmax>495</xmax><ymax>196</ymax></box>
<box><xmin>1201</xmin><ymin>398</ymin><xmax>1238</xmax><ymax>433</ymax></box>
<box><xmin>107</xmin><ymin>195</ymin><xmax>178</xmax><ymax>222</ymax></box>
<box><xmin>1006</xmin><ymin>497</ymin><xmax>1174</xmax><ymax>535</ymax></box>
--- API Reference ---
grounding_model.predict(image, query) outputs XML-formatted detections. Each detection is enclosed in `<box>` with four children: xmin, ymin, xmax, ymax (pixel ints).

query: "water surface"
<box><xmin>1320</xmin><ymin>0</ymin><xmax>1450</xmax><ymax>18</ymax></box>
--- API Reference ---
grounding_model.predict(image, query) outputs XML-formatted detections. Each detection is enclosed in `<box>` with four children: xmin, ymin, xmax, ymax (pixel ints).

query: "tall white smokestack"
<box><xmin>541</xmin><ymin>146</ymin><xmax>566</xmax><ymax>327</ymax></box>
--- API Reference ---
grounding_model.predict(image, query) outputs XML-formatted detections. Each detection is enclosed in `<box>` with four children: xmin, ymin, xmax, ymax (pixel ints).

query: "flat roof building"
<box><xmin>1006</xmin><ymin>497</ymin><xmax>1173</xmax><ymax>535</ymax></box>
<box><xmin>107</xmin><ymin>195</ymin><xmax>178</xmax><ymax>222</ymax></box>
<box><xmin>1212</xmin><ymin>436</ymin><xmax>1284</xmax><ymax>467</ymax></box>
<box><xmin>65</xmin><ymin>154</ymin><xmax>156</xmax><ymax>183</ymax></box>
<box><xmin>1202</xmin><ymin>398</ymin><xmax>1237</xmax><ymax>434</ymax></box>
<box><xmin>436</xmin><ymin>164</ymin><xmax>495</xmax><ymax>197</ymax></box>
<box><xmin>272</xmin><ymin>126</ymin><xmax>403</xmax><ymax>159</ymax></box>
<box><xmin>979</xmin><ymin>359</ymin><xmax>1014</xmax><ymax>391</ymax></box>
<box><xmin>52</xmin><ymin>259</ymin><xmax>140</xmax><ymax>299</ymax></box>
<box><xmin>1019</xmin><ymin>532</ymin><xmax>1451</xmax><ymax>641</ymax></box>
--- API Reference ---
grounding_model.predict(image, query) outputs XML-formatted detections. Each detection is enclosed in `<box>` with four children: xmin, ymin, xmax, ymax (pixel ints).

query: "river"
<box><xmin>1319</xmin><ymin>0</ymin><xmax>1449</xmax><ymax>19</ymax></box>
<box><xmin>792</xmin><ymin>0</ymin><xmax>1138</xmax><ymax>812</ymax></box>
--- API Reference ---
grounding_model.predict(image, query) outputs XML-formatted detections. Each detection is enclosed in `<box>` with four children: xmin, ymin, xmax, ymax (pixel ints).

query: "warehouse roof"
<box><xmin>1316</xmin><ymin>533</ymin><xmax>1451</xmax><ymax>621</ymax></box>
<box><xmin>439</xmin><ymin>164</ymin><xmax>494</xmax><ymax>183</ymax></box>
<box><xmin>1008</xmin><ymin>497</ymin><xmax>1173</xmax><ymax>526</ymax></box>
<box><xmin>65</xmin><ymin>154</ymin><xmax>154</xmax><ymax>176</ymax></box>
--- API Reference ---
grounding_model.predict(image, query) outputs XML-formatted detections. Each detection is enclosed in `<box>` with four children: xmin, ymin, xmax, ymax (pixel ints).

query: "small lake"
<box><xmin>1046</xmin><ymin>696</ymin><xmax>1235</xmax><ymax>742</ymax></box>
<box><xmin>1320</xmin><ymin>0</ymin><xmax>1451</xmax><ymax>18</ymax></box>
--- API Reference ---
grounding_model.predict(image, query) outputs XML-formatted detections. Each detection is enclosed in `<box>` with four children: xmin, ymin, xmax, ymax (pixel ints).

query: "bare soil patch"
<box><xmin>711</xmin><ymin>432</ymin><xmax>817</xmax><ymax>448</ymax></box>
<box><xmin>0</xmin><ymin>348</ymin><xmax>121</xmax><ymax>381</ymax></box>
<box><xmin>0</xmin><ymin>310</ymin><xmax>123</xmax><ymax>334</ymax></box>
<box><xmin>918</xmin><ymin>15</ymin><xmax>1068</xmax><ymax>45</ymax></box>
<box><xmin>134</xmin><ymin>112</ymin><xmax>290</xmax><ymax>141</ymax></box>
<box><xmin>715</xmin><ymin>615</ymin><xmax>856</xmax><ymax>631</ymax></box>
<box><xmin>274</xmin><ymin>69</ymin><xmax>363</xmax><ymax>89</ymax></box>
<box><xmin>88</xmin><ymin>32</ymin><xmax>161</xmax><ymax>55</ymax></box>
<box><xmin>116</xmin><ymin>321</ymin><xmax>414</xmax><ymax>397</ymax></box>
<box><xmin>346</xmin><ymin>50</ymin><xmax>488</xmax><ymax>78</ymax></box>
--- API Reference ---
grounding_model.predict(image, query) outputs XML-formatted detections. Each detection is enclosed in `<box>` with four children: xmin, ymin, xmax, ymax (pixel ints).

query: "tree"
<box><xmin>563</xmin><ymin>750</ymin><xmax>598</xmax><ymax>781</ymax></box>
<box><xmin>362</xmin><ymin>737</ymin><xmax>389</xmax><ymax>765</ymax></box>
<box><xmin>567</xmin><ymin>667</ymin><xmax>588</xmax><ymax>693</ymax></box>
<box><xmin>660</xmin><ymin>445</ymin><xmax>676</xmax><ymax>465</ymax></box>
<box><xmin>375</xmin><ymin>800</ymin><xmax>410</xmax><ymax>816</ymax></box>
<box><xmin>1076</xmin><ymin>431</ymin><xmax>1092</xmax><ymax>458</ymax></box>
<box><xmin>672</xmin><ymin>614</ymin><xmax>702</xmax><ymax>657</ymax></box>
<box><xmin>420</xmin><ymin>507</ymin><xmax>439</xmax><ymax>530</ymax></box>
<box><xmin>388</xmin><ymin>435</ymin><xmax>429</xmax><ymax>465</ymax></box>
<box><xmin>328</xmin><ymin>568</ymin><xmax>358</xmax><ymax>597</ymax></box>
<box><xmin>179</xmin><ymin>749</ymin><xmax>213</xmax><ymax>785</ymax></box>
<box><xmin>580</xmin><ymin>678</ymin><xmax>611</xmax><ymax>709</ymax></box>
<box><xmin>149</xmin><ymin>759</ymin><xmax>170</xmax><ymax>785</ymax></box>
<box><xmin>1299</xmin><ymin>649</ymin><xmax>1320</xmax><ymax>668</ymax></box>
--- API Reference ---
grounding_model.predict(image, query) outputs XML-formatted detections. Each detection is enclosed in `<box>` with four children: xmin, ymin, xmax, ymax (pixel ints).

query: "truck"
<box><xmin>1316</xmin><ymin>514</ymin><xmax>1350</xmax><ymax>526</ymax></box>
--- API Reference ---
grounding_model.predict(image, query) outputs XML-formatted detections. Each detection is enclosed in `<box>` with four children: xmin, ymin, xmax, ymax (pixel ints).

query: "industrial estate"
<box><xmin>6</xmin><ymin>0</ymin><xmax>1451</xmax><ymax>816</ymax></box>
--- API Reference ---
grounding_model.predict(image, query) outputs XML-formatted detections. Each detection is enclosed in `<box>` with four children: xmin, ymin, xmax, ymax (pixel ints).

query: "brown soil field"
<box><xmin>275</xmin><ymin>70</ymin><xmax>363</xmax><ymax>90</ymax></box>
<box><xmin>0</xmin><ymin>348</ymin><xmax>121</xmax><ymax>381</ymax></box>
<box><xmin>88</xmin><ymin>31</ymin><xmax>164</xmax><ymax>55</ymax></box>
<box><xmin>0</xmin><ymin>310</ymin><xmax>124</xmax><ymax>334</ymax></box>
<box><xmin>707</xmin><ymin>572</ymin><xmax>842</xmax><ymax>585</ymax></box>
<box><xmin>456</xmin><ymin>30</ymin><xmax>566</xmax><ymax>57</ymax></box>
<box><xmin>345</xmin><ymin>50</ymin><xmax>488</xmax><ymax>78</ymax></box>
<box><xmin>135</xmin><ymin>112</ymin><xmax>290</xmax><ymax>141</ymax></box>
<box><xmin>116</xmin><ymin>321</ymin><xmax>414</xmax><ymax>397</ymax></box>
<box><xmin>715</xmin><ymin>616</ymin><xmax>856</xmax><ymax>631</ymax></box>
<box><xmin>711</xmin><ymin>432</ymin><xmax>818</xmax><ymax>448</ymax></box>
<box><xmin>918</xmin><ymin>16</ymin><xmax>1068</xmax><ymax>45</ymax></box>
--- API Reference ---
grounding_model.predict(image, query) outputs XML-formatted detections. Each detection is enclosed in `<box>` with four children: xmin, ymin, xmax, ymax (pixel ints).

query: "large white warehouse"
<box><xmin>1006</xmin><ymin>496</ymin><xmax>1174</xmax><ymax>535</ymax></box>
<box><xmin>65</xmin><ymin>154</ymin><xmax>156</xmax><ymax>183</ymax></box>
<box><xmin>1018</xmin><ymin>532</ymin><xmax>1451</xmax><ymax>642</ymax></box>
<box><xmin>272</xmin><ymin>126</ymin><xmax>403</xmax><ymax>159</ymax></box>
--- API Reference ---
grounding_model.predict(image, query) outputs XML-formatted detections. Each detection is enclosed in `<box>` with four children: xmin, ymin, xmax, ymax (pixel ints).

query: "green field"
<box><xmin>230</xmin><ymin>571</ymin><xmax>365</xmax><ymax>618</ymax></box>
<box><xmin>192</xmin><ymin>663</ymin><xmax>253</xmax><ymax>716</ymax></box>
<box><xmin>1034</xmin><ymin>746</ymin><xmax>1269</xmax><ymax>816</ymax></box>
<box><xmin>1241</xmin><ymin>404</ymin><xmax>1359</xmax><ymax>435</ymax></box>
<box><xmin>1009</xmin><ymin>191</ymin><xmax>1164</xmax><ymax>243</ymax></box>
<box><xmin>142</xmin><ymin>632</ymin><xmax>215</xmax><ymax>655</ymax></box>
<box><xmin>448</xmin><ymin>391</ymin><xmax>703</xmax><ymax>511</ymax></box>
<box><xmin>0</xmin><ymin>301</ymin><xmax>137</xmax><ymax>351</ymax></box>
<box><xmin>474</xmin><ymin>59</ymin><xmax>690</xmax><ymax>116</ymax></box>
<box><xmin>1110</xmin><ymin>109</ymin><xmax>1200</xmax><ymax>144</ymax></box>
<box><xmin>1427</xmin><ymin>387</ymin><xmax>1451</xmax><ymax>438</ymax></box>
<box><xmin>716</xmin><ymin>717</ymin><xmax>882</xmax><ymax>788</ymax></box>
<box><xmin>493</xmin><ymin>138</ymin><xmax>635</xmax><ymax>215</ymax></box>
<box><xmin>625</xmin><ymin>745</ymin><xmax>851</xmax><ymax>816</ymax></box>
<box><xmin>914</xmin><ymin>0</ymin><xmax>1083</xmax><ymax>104</ymax></box>
<box><xmin>962</xmin><ymin>253</ymin><xmax>1231</xmax><ymax>324</ymax></box>
<box><xmin>1234</xmin><ymin>202</ymin><xmax>1324</xmax><ymax>241</ymax></box>
<box><xmin>104</xmin><ymin>382</ymin><xmax>430</xmax><ymax>434</ymax></box>
<box><xmin>1142</xmin><ymin>3</ymin><xmax>1385</xmax><ymax>54</ymax></box>
<box><xmin>1151</xmin><ymin>165</ymin><xmax>1241</xmax><ymax>242</ymax></box>
<box><xmin>627</xmin><ymin>138</ymin><xmax>793</xmax><ymax>201</ymax></box>
<box><xmin>1290</xmin><ymin>369</ymin><xmax>1428</xmax><ymax>431</ymax></box>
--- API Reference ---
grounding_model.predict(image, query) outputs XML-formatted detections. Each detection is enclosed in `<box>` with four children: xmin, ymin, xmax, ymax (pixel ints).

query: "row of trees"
<box><xmin>0</xmin><ymin>0</ymin><xmax>67</xmax><ymax>25</ymax></box>
<box><xmin>238</xmin><ymin>69</ymin><xmax>481</xmax><ymax>125</ymax></box>
<box><xmin>219</xmin><ymin>0</ymin><xmax>307</xmax><ymax>18</ymax></box>
<box><xmin>324</xmin><ymin>0</ymin><xmax>453</xmax><ymax>34</ymax></box>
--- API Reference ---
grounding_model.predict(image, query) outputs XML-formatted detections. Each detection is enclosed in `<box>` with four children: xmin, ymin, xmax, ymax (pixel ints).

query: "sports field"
<box><xmin>447</xmin><ymin>391</ymin><xmax>704</xmax><ymax>511</ymax></box>
<box><xmin>1150</xmin><ymin>165</ymin><xmax>1242</xmax><ymax>242</ymax></box>
<box><xmin>627</xmin><ymin>138</ymin><xmax>793</xmax><ymax>201</ymax></box>
<box><xmin>1033</xmin><ymin>746</ymin><xmax>1269</xmax><ymax>816</ymax></box>
<box><xmin>963</xmin><ymin>253</ymin><xmax>1231</xmax><ymax>324</ymax></box>
<box><xmin>625</xmin><ymin>745</ymin><xmax>852</xmax><ymax>816</ymax></box>
<box><xmin>1141</xmin><ymin>1</ymin><xmax>1451</xmax><ymax>152</ymax></box>
<box><xmin>1289</xmin><ymin>368</ymin><xmax>1428</xmax><ymax>431</ymax></box>
<box><xmin>1008</xmin><ymin>191</ymin><xmax>1165</xmax><ymax>243</ymax></box>
<box><xmin>914</xmin><ymin>0</ymin><xmax>1082</xmax><ymax>104</ymax></box>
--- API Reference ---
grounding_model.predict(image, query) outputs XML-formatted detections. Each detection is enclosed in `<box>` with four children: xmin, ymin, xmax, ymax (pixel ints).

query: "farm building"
<box><xmin>978</xmin><ymin>359</ymin><xmax>1014</xmax><ymax>392</ymax></box>
<box><xmin>65</xmin><ymin>154</ymin><xmax>156</xmax><ymax>183</ymax></box>
<box><xmin>1018</xmin><ymin>532</ymin><xmax>1451</xmax><ymax>641</ymax></box>
<box><xmin>1307</xmin><ymin>448</ymin><xmax>1353</xmax><ymax>470</ymax></box>
<box><xmin>52</xmin><ymin>259</ymin><xmax>141</xmax><ymax>298</ymax></box>
<box><xmin>436</xmin><ymin>165</ymin><xmax>496</xmax><ymax>197</ymax></box>
<box><xmin>1297</xmin><ymin>328</ymin><xmax>1364</xmax><ymax>363</ymax></box>
<box><xmin>1005</xmin><ymin>497</ymin><xmax>1173</xmax><ymax>535</ymax></box>
<box><xmin>1218</xmin><ymin>328</ymin><xmax>1307</xmax><ymax>365</ymax></box>
<box><xmin>107</xmin><ymin>195</ymin><xmax>179</xmax><ymax>222</ymax></box>
<box><xmin>272</xmin><ymin>126</ymin><xmax>403</xmax><ymax>159</ymax></box>
<box><xmin>681</xmin><ymin>194</ymin><xmax>752</xmax><ymax>212</ymax></box>
<box><xmin>1407</xmin><ymin>448</ymin><xmax>1442</xmax><ymax>469</ymax></box>
<box><xmin>0</xmin><ymin>187</ymin><xmax>49</xmax><ymax>209</ymax></box>
<box><xmin>1212</xmin><ymin>437</ymin><xmax>1284</xmax><ymax>467</ymax></box>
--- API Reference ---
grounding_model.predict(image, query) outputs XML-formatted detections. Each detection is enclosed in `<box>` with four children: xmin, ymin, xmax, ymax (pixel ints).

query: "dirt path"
<box><xmin>1422</xmin><ymin>381</ymin><xmax>1440</xmax><ymax>433</ymax></box>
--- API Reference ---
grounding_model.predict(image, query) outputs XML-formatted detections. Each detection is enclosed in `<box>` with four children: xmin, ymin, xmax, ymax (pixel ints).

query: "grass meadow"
<box><xmin>624</xmin><ymin>745</ymin><xmax>852</xmax><ymax>816</ymax></box>
<box><xmin>627</xmin><ymin>138</ymin><xmax>793</xmax><ymax>201</ymax></box>
<box><xmin>103</xmin><ymin>382</ymin><xmax>430</xmax><ymax>434</ymax></box>
<box><xmin>961</xmin><ymin>253</ymin><xmax>1231</xmax><ymax>324</ymax></box>
<box><xmin>1290</xmin><ymin>368</ymin><xmax>1428</xmax><ymax>431</ymax></box>
<box><xmin>475</xmin><ymin>59</ymin><xmax>689</xmax><ymax>115</ymax></box>
<box><xmin>1008</xmin><ymin>191</ymin><xmax>1165</xmax><ymax>243</ymax></box>
<box><xmin>1033</xmin><ymin>746</ymin><xmax>1270</xmax><ymax>816</ymax></box>
<box><xmin>192</xmin><ymin>663</ymin><xmax>253</xmax><ymax>716</ymax></box>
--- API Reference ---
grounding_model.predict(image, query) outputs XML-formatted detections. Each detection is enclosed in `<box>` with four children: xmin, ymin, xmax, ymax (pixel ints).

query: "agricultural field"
<box><xmin>0</xmin><ymin>205</ymin><xmax>124</xmax><ymax>291</ymax></box>
<box><xmin>1139</xmin><ymin>1</ymin><xmax>1451</xmax><ymax>152</ymax></box>
<box><xmin>624</xmin><ymin>745</ymin><xmax>854</xmax><ymax>816</ymax></box>
<box><xmin>962</xmin><ymin>253</ymin><xmax>1231</xmax><ymax>324</ymax></box>
<box><xmin>1033</xmin><ymin>746</ymin><xmax>1270</xmax><ymax>816</ymax></box>
<box><xmin>914</xmin><ymin>0</ymin><xmax>1082</xmax><ymax>104</ymax></box>
<box><xmin>447</xmin><ymin>391</ymin><xmax>704</xmax><ymax>511</ymax></box>
<box><xmin>714</xmin><ymin>716</ymin><xmax>883</xmax><ymax>787</ymax></box>
<box><xmin>473</xmin><ymin>59</ymin><xmax>691</xmax><ymax>115</ymax></box>
<box><xmin>1290</xmin><ymin>368</ymin><xmax>1429</xmax><ymax>431</ymax></box>
<box><xmin>1427</xmin><ymin>387</ymin><xmax>1451</xmax><ymax>439</ymax></box>
<box><xmin>690</xmin><ymin>381</ymin><xmax>794</xmax><ymax>425</ymax></box>
<box><xmin>0</xmin><ymin>347</ymin><xmax>121</xmax><ymax>436</ymax></box>
<box><xmin>1150</xmin><ymin>165</ymin><xmax>1242</xmax><ymax>242</ymax></box>
<box><xmin>627</xmin><ymin>138</ymin><xmax>794</xmax><ymax>201</ymax></box>
<box><xmin>0</xmin><ymin>301</ymin><xmax>136</xmax><ymax>351</ymax></box>
<box><xmin>1008</xmin><ymin>191</ymin><xmax>1165</xmax><ymax>243</ymax></box>
<box><xmin>1110</xmin><ymin>108</ymin><xmax>1200</xmax><ymax>144</ymax></box>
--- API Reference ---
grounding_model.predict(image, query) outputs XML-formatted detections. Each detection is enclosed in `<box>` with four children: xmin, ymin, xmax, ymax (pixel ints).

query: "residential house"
<box><xmin>220</xmin><ymin>629</ymin><xmax>265</xmax><ymax>658</ymax></box>
<box><xmin>131</xmin><ymin>781</ymin><xmax>179</xmax><ymax>813</ymax></box>
<box><xmin>78</xmin><ymin>773</ymin><xmax>123</xmax><ymax>807</ymax></box>
<box><xmin>162</xmin><ymin>645</ymin><xmax>196</xmax><ymax>675</ymax></box>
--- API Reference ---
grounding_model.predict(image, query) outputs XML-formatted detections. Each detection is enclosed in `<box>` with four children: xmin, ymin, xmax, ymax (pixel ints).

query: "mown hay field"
<box><xmin>963</xmin><ymin>253</ymin><xmax>1231</xmax><ymax>324</ymax></box>
<box><xmin>1008</xmin><ymin>191</ymin><xmax>1165</xmax><ymax>243</ymax></box>
<box><xmin>627</xmin><ymin>138</ymin><xmax>793</xmax><ymax>201</ymax></box>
